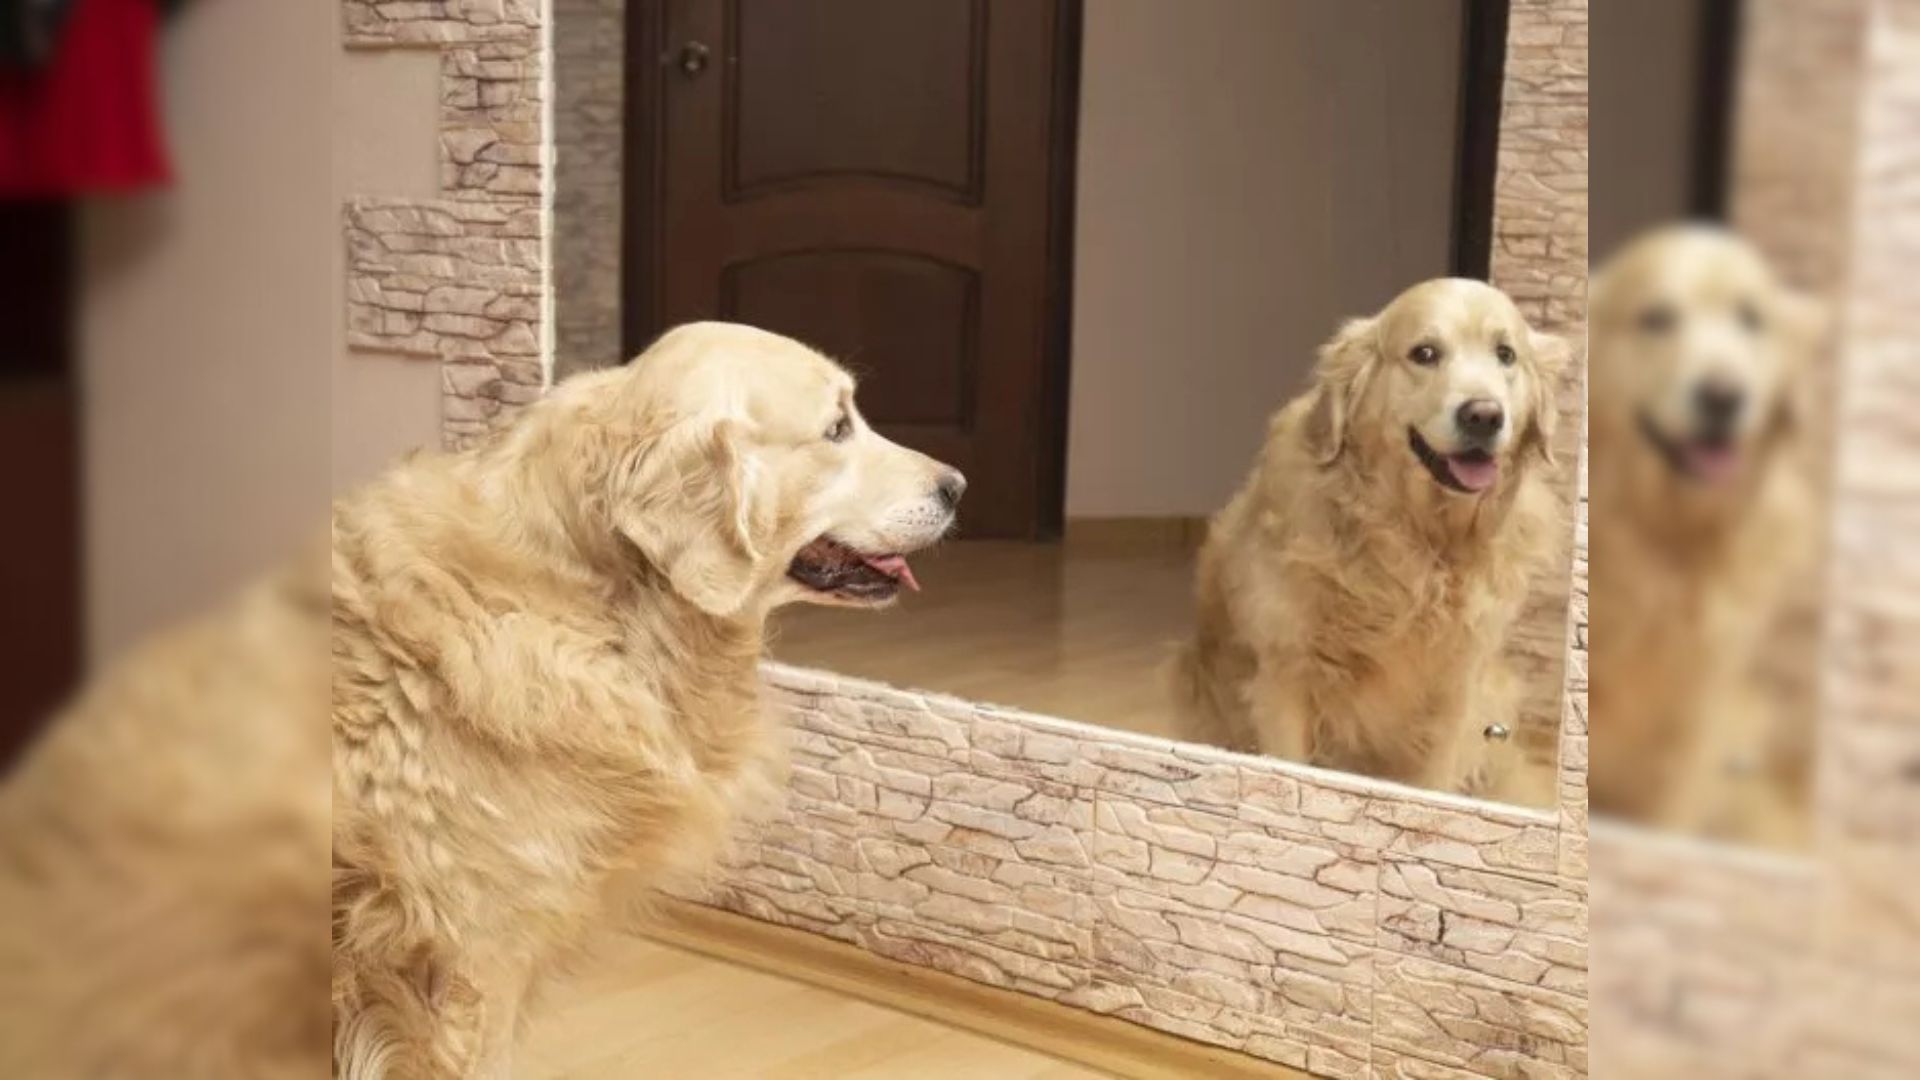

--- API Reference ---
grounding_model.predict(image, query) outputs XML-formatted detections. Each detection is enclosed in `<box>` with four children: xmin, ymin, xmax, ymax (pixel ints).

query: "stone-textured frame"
<box><xmin>340</xmin><ymin>1</ymin><xmax>1595</xmax><ymax>1075</ymax></box>
<box><xmin>690</xmin><ymin>632</ymin><xmax>1588</xmax><ymax>1079</ymax></box>
<box><xmin>343</xmin><ymin>0</ymin><xmax>553</xmax><ymax>449</ymax></box>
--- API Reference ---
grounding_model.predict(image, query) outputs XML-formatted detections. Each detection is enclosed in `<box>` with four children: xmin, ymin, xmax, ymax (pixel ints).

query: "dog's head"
<box><xmin>1305</xmin><ymin>278</ymin><xmax>1568</xmax><ymax>497</ymax></box>
<box><xmin>546</xmin><ymin>322</ymin><xmax>963</xmax><ymax>617</ymax></box>
<box><xmin>1591</xmin><ymin>225</ymin><xmax>1821</xmax><ymax>490</ymax></box>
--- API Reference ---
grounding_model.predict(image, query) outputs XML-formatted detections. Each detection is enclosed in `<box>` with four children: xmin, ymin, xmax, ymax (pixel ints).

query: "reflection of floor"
<box><xmin>772</xmin><ymin>537</ymin><xmax>1562</xmax><ymax>810</ymax></box>
<box><xmin>520</xmin><ymin>933</ymin><xmax>1103</xmax><ymax>1079</ymax></box>
<box><xmin>770</xmin><ymin>539</ymin><xmax>1195</xmax><ymax>740</ymax></box>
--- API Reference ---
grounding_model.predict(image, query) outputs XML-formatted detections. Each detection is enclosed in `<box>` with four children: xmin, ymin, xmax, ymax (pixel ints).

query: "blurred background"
<box><xmin>1</xmin><ymin>0</ymin><xmax>332</xmax><ymax>764</ymax></box>
<box><xmin>2</xmin><ymin>3</ymin><xmax>334</xmax><ymax>1073</ymax></box>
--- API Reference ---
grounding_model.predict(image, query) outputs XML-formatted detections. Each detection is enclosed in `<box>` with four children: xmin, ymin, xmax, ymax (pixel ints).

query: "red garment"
<box><xmin>0</xmin><ymin>0</ymin><xmax>170</xmax><ymax>196</ymax></box>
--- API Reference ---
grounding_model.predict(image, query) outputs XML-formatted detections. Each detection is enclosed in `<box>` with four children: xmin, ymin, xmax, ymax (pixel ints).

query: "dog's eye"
<box><xmin>825</xmin><ymin>414</ymin><xmax>853</xmax><ymax>443</ymax></box>
<box><xmin>1638</xmin><ymin>304</ymin><xmax>1678</xmax><ymax>335</ymax></box>
<box><xmin>1736</xmin><ymin>300</ymin><xmax>1765</xmax><ymax>335</ymax></box>
<box><xmin>1495</xmin><ymin>344</ymin><xmax>1516</xmax><ymax>366</ymax></box>
<box><xmin>1409</xmin><ymin>344</ymin><xmax>1441</xmax><ymax>366</ymax></box>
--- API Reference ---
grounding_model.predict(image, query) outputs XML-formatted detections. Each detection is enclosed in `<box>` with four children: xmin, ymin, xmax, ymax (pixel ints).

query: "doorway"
<box><xmin>623</xmin><ymin>0</ymin><xmax>1082</xmax><ymax>539</ymax></box>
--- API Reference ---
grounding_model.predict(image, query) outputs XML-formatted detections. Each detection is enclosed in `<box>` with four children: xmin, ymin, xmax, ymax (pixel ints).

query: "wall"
<box><xmin>333</xmin><ymin>45</ymin><xmax>445</xmax><ymax>493</ymax></box>
<box><xmin>79</xmin><ymin>1</ymin><xmax>468</xmax><ymax>659</ymax></box>
<box><xmin>79</xmin><ymin>0</ymin><xmax>333</xmax><ymax>662</ymax></box>
<box><xmin>1064</xmin><ymin>0</ymin><xmax>1465</xmax><ymax>518</ymax></box>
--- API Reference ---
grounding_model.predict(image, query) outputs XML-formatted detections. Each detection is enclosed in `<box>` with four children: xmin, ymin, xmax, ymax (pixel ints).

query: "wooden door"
<box><xmin>626</xmin><ymin>0</ymin><xmax>1080</xmax><ymax>538</ymax></box>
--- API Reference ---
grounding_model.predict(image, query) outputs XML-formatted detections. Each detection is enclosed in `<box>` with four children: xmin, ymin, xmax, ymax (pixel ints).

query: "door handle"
<box><xmin>676</xmin><ymin>41</ymin><xmax>711</xmax><ymax>79</ymax></box>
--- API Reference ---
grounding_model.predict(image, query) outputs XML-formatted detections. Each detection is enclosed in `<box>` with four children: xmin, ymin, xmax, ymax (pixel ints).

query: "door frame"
<box><xmin>1451</xmin><ymin>0</ymin><xmax>1512</xmax><ymax>280</ymax></box>
<box><xmin>1689</xmin><ymin>0</ymin><xmax>1744</xmax><ymax>218</ymax></box>
<box><xmin>621</xmin><ymin>0</ymin><xmax>1085</xmax><ymax>540</ymax></box>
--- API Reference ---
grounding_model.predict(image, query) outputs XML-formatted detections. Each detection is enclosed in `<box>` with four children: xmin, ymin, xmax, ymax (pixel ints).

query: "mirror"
<box><xmin>1590</xmin><ymin>0</ymin><xmax>1844</xmax><ymax>850</ymax></box>
<box><xmin>1585</xmin><ymin>4</ymin><xmax>1907</xmax><ymax>1075</ymax></box>
<box><xmin>552</xmin><ymin>0</ymin><xmax>1582</xmax><ymax>811</ymax></box>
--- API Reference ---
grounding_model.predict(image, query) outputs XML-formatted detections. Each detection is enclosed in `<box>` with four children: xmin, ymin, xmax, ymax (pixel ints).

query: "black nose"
<box><xmin>1455</xmin><ymin>399</ymin><xmax>1505</xmax><ymax>442</ymax></box>
<box><xmin>935</xmin><ymin>470</ymin><xmax>967</xmax><ymax>511</ymax></box>
<box><xmin>1694</xmin><ymin>379</ymin><xmax>1745</xmax><ymax>429</ymax></box>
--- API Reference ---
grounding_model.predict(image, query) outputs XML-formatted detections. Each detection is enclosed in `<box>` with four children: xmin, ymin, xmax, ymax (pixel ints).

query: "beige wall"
<box><xmin>332</xmin><ymin>46</ymin><xmax>444</xmax><ymax>493</ymax></box>
<box><xmin>79</xmin><ymin>0</ymin><xmax>334</xmax><ymax>662</ymax></box>
<box><xmin>78</xmin><ymin>3</ymin><xmax>448</xmax><ymax>661</ymax></box>
<box><xmin>1065</xmin><ymin>0</ymin><xmax>1463</xmax><ymax>518</ymax></box>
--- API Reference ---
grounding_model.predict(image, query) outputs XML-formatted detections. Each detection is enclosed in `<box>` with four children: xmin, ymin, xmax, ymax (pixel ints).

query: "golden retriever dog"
<box><xmin>331</xmin><ymin>323</ymin><xmax>963</xmax><ymax>1078</ymax></box>
<box><xmin>1588</xmin><ymin>225</ymin><xmax>1821</xmax><ymax>839</ymax></box>
<box><xmin>1173</xmin><ymin>279</ymin><xmax>1567</xmax><ymax>797</ymax></box>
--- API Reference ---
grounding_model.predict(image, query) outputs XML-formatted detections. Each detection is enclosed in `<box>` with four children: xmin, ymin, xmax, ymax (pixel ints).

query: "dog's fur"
<box><xmin>331</xmin><ymin>323</ymin><xmax>958</xmax><ymax>1078</ymax></box>
<box><xmin>1588</xmin><ymin>226</ymin><xmax>1821</xmax><ymax>838</ymax></box>
<box><xmin>1173</xmin><ymin>279</ymin><xmax>1567</xmax><ymax>796</ymax></box>
<box><xmin>0</xmin><ymin>559</ymin><xmax>332</xmax><ymax>1080</ymax></box>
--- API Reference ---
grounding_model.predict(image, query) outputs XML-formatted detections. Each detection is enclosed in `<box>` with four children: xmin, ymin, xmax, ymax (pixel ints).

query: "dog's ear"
<box><xmin>1522</xmin><ymin>328</ymin><xmax>1573</xmax><ymax>468</ymax></box>
<box><xmin>1304</xmin><ymin>317</ymin><xmax>1379</xmax><ymax>466</ymax></box>
<box><xmin>613</xmin><ymin>417</ymin><xmax>768</xmax><ymax>617</ymax></box>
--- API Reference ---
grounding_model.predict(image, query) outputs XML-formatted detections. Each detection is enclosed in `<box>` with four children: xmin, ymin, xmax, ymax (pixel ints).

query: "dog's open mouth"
<box><xmin>1409</xmin><ymin>428</ymin><xmax>1499</xmax><ymax>494</ymax></box>
<box><xmin>1638</xmin><ymin>412</ymin><xmax>1741</xmax><ymax>484</ymax></box>
<box><xmin>787</xmin><ymin>536</ymin><xmax>920</xmax><ymax>603</ymax></box>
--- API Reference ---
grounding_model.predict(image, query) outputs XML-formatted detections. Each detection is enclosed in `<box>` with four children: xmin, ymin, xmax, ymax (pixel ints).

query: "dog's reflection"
<box><xmin>1589</xmin><ymin>225</ymin><xmax>1823</xmax><ymax>845</ymax></box>
<box><xmin>1173</xmin><ymin>279</ymin><xmax>1568</xmax><ymax>803</ymax></box>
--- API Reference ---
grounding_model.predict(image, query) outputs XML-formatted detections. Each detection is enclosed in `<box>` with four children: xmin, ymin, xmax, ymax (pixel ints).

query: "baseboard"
<box><xmin>645</xmin><ymin>899</ymin><xmax>1311</xmax><ymax>1080</ymax></box>
<box><xmin>1063</xmin><ymin>516</ymin><xmax>1208</xmax><ymax>555</ymax></box>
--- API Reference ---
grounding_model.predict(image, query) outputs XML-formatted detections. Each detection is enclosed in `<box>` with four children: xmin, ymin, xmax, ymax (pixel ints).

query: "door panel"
<box><xmin>728</xmin><ymin>0</ymin><xmax>983</xmax><ymax>201</ymax></box>
<box><xmin>642</xmin><ymin>0</ymin><xmax>1075</xmax><ymax>537</ymax></box>
<box><xmin>721</xmin><ymin>250</ymin><xmax>977</xmax><ymax>428</ymax></box>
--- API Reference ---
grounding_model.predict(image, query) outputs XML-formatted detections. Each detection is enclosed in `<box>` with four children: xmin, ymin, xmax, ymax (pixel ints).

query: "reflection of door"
<box><xmin>626</xmin><ymin>0</ymin><xmax>1081</xmax><ymax>538</ymax></box>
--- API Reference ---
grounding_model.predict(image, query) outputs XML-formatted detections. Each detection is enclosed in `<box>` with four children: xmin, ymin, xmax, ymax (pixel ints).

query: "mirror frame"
<box><xmin>341</xmin><ymin>1</ymin><xmax>1596</xmax><ymax>1074</ymax></box>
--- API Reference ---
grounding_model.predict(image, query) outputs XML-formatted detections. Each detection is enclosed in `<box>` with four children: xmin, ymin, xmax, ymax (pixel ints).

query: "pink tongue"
<box><xmin>1446</xmin><ymin>455</ymin><xmax>1499</xmax><ymax>493</ymax></box>
<box><xmin>1686</xmin><ymin>444</ymin><xmax>1741</xmax><ymax>484</ymax></box>
<box><xmin>862</xmin><ymin>554</ymin><xmax>920</xmax><ymax>592</ymax></box>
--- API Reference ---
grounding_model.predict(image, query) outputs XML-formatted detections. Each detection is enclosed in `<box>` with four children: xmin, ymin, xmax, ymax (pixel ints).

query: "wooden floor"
<box><xmin>770</xmin><ymin>538</ymin><xmax>1559</xmax><ymax>807</ymax></box>
<box><xmin>518</xmin><ymin>933</ymin><xmax>1107</xmax><ymax>1079</ymax></box>
<box><xmin>769</xmin><ymin>538</ymin><xmax>1195</xmax><ymax>740</ymax></box>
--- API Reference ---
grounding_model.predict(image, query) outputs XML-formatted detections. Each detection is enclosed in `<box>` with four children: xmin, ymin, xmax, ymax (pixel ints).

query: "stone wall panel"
<box><xmin>343</xmin><ymin>1</ymin><xmax>550</xmax><ymax>447</ymax></box>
